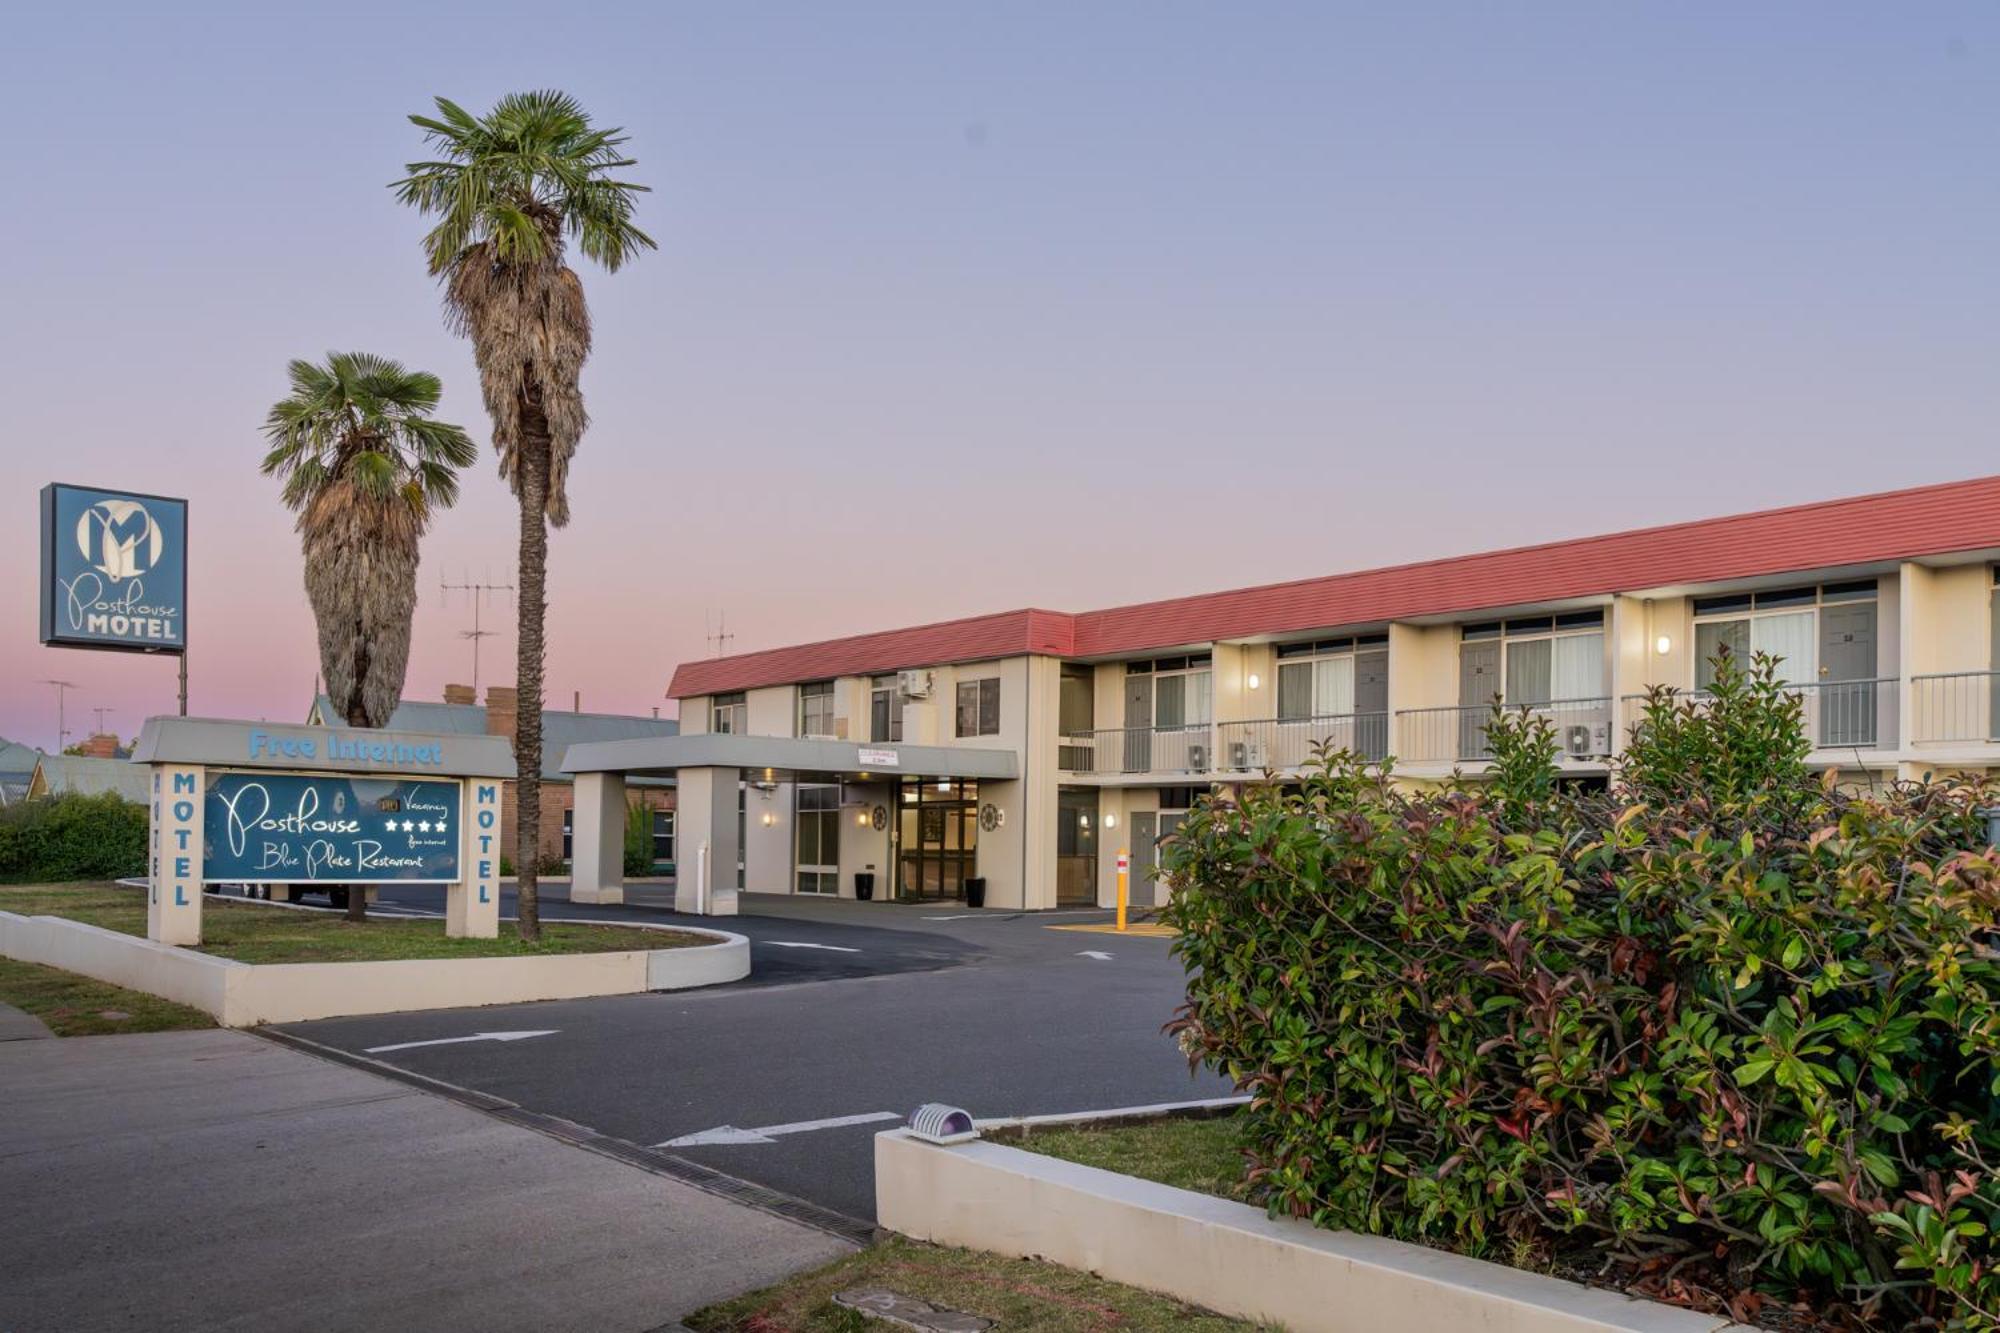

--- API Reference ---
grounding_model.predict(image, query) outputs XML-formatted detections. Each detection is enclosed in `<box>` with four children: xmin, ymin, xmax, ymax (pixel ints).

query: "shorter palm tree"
<box><xmin>262</xmin><ymin>352</ymin><xmax>475</xmax><ymax>919</ymax></box>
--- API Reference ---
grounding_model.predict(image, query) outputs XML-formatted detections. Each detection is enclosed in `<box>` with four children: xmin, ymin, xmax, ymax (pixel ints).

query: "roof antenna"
<box><xmin>707</xmin><ymin>609</ymin><xmax>736</xmax><ymax>659</ymax></box>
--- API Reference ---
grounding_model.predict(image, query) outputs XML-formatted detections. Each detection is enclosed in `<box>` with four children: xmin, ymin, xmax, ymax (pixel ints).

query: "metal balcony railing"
<box><xmin>1619</xmin><ymin>678</ymin><xmax>1897</xmax><ymax>751</ymax></box>
<box><xmin>1909</xmin><ymin>672</ymin><xmax>2000</xmax><ymax>745</ymax></box>
<box><xmin>1396</xmin><ymin>698</ymin><xmax>1616</xmax><ymax>765</ymax></box>
<box><xmin>1214</xmin><ymin>713</ymin><xmax>1389</xmax><ymax>771</ymax></box>
<box><xmin>1058</xmin><ymin>723</ymin><xmax>1215</xmax><ymax>775</ymax></box>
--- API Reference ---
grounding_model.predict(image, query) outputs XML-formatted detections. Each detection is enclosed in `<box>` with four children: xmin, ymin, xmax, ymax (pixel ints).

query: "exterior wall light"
<box><xmin>1655</xmin><ymin>634</ymin><xmax>1672</xmax><ymax>656</ymax></box>
<box><xmin>1246</xmin><ymin>673</ymin><xmax>1261</xmax><ymax>690</ymax></box>
<box><xmin>1104</xmin><ymin>812</ymin><xmax>1118</xmax><ymax>829</ymax></box>
<box><xmin>761</xmin><ymin>811</ymin><xmax>776</xmax><ymax>827</ymax></box>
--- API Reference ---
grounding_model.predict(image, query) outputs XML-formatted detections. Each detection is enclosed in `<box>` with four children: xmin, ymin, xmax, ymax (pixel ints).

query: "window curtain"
<box><xmin>1313</xmin><ymin>657</ymin><xmax>1356</xmax><ymax>716</ymax></box>
<box><xmin>1551</xmin><ymin>632</ymin><xmax>1604</xmax><ymax>700</ymax></box>
<box><xmin>1278</xmin><ymin>662</ymin><xmax>1313</xmax><ymax>719</ymax></box>
<box><xmin>1751</xmin><ymin>611</ymin><xmax>1816</xmax><ymax>684</ymax></box>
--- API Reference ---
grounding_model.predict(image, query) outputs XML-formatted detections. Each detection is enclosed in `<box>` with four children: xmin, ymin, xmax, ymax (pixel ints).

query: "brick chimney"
<box><xmin>484</xmin><ymin>686</ymin><xmax>518</xmax><ymax>742</ymax></box>
<box><xmin>443</xmin><ymin>683</ymin><xmax>476</xmax><ymax>706</ymax></box>
<box><xmin>80</xmin><ymin>733</ymin><xmax>120</xmax><ymax>759</ymax></box>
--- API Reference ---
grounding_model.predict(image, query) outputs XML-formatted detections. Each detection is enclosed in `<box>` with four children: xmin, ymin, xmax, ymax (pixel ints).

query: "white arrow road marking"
<box><xmin>365</xmin><ymin>1030</ymin><xmax>558</xmax><ymax>1054</ymax></box>
<box><xmin>765</xmin><ymin>940</ymin><xmax>862</xmax><ymax>953</ymax></box>
<box><xmin>658</xmin><ymin>1110</ymin><xmax>902</xmax><ymax>1148</ymax></box>
<box><xmin>1078</xmin><ymin>950</ymin><xmax>1114</xmax><ymax>961</ymax></box>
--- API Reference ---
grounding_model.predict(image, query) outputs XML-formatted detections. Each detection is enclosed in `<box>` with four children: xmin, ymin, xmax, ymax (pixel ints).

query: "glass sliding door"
<box><xmin>794</xmin><ymin>783</ymin><xmax>839</xmax><ymax>894</ymax></box>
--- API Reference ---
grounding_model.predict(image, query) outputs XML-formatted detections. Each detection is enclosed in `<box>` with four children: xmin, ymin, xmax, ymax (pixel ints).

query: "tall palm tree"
<box><xmin>262</xmin><ymin>352</ymin><xmax>476</xmax><ymax>920</ymax></box>
<box><xmin>394</xmin><ymin>91</ymin><xmax>654</xmax><ymax>942</ymax></box>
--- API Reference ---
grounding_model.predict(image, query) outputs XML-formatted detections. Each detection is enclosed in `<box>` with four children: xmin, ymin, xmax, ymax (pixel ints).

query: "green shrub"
<box><xmin>1164</xmin><ymin>652</ymin><xmax>2000</xmax><ymax>1328</ymax></box>
<box><xmin>0</xmin><ymin>793</ymin><xmax>149</xmax><ymax>883</ymax></box>
<box><xmin>624</xmin><ymin>799</ymin><xmax>654</xmax><ymax>877</ymax></box>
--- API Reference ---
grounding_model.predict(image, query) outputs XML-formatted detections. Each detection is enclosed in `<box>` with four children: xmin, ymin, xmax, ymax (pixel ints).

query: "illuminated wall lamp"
<box><xmin>1246</xmin><ymin>672</ymin><xmax>1261</xmax><ymax>691</ymax></box>
<box><xmin>1655</xmin><ymin>635</ymin><xmax>1673</xmax><ymax>656</ymax></box>
<box><xmin>1104</xmin><ymin>812</ymin><xmax>1118</xmax><ymax>829</ymax></box>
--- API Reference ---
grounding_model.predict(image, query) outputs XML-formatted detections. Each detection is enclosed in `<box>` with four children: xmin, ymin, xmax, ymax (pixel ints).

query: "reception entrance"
<box><xmin>896</xmin><ymin>777</ymin><xmax>978</xmax><ymax>902</ymax></box>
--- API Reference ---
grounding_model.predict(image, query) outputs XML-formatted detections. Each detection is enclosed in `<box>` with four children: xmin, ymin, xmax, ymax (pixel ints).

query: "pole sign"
<box><xmin>40</xmin><ymin>482</ymin><xmax>188</xmax><ymax>653</ymax></box>
<box><xmin>203</xmin><ymin>772</ymin><xmax>462</xmax><ymax>883</ymax></box>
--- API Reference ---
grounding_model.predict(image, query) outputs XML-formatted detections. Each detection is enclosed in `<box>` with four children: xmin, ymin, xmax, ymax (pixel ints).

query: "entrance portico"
<box><xmin>558</xmin><ymin>735</ymin><xmax>1019</xmax><ymax>914</ymax></box>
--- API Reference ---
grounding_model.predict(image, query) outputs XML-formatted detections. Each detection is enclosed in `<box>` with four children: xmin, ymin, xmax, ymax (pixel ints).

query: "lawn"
<box><xmin>0</xmin><ymin>956</ymin><xmax>216</xmax><ymax>1036</ymax></box>
<box><xmin>685</xmin><ymin>1236</ymin><xmax>1266</xmax><ymax>1332</ymax></box>
<box><xmin>1010</xmin><ymin>1111</ymin><xmax>1253</xmax><ymax>1203</ymax></box>
<box><xmin>0</xmin><ymin>882</ymin><xmax>712</xmax><ymax>963</ymax></box>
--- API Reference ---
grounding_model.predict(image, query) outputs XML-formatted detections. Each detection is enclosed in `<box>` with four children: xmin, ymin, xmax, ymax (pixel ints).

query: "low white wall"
<box><xmin>876</xmin><ymin>1130</ymin><xmax>1753</xmax><ymax>1333</ymax></box>
<box><xmin>0</xmin><ymin>911</ymin><xmax>237</xmax><ymax>1016</ymax></box>
<box><xmin>0</xmin><ymin>912</ymin><xmax>749</xmax><ymax>1027</ymax></box>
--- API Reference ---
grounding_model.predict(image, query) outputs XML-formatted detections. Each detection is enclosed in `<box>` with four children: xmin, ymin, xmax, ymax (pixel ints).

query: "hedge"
<box><xmin>0</xmin><ymin>792</ymin><xmax>149</xmax><ymax>883</ymax></box>
<box><xmin>1164</xmin><ymin>652</ymin><xmax>2000</xmax><ymax>1329</ymax></box>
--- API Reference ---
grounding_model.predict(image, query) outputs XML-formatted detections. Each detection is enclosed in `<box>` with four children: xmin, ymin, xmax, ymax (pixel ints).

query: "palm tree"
<box><xmin>394</xmin><ymin>91</ymin><xmax>654</xmax><ymax>942</ymax></box>
<box><xmin>262</xmin><ymin>352</ymin><xmax>476</xmax><ymax>920</ymax></box>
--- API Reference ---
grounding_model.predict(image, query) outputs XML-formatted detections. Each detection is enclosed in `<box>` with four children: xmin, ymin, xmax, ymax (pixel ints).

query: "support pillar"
<box><xmin>147</xmin><ymin>763</ymin><xmax>204</xmax><ymax>945</ymax></box>
<box><xmin>449</xmin><ymin>778</ymin><xmax>502</xmax><ymax>938</ymax></box>
<box><xmin>568</xmin><ymin>771</ymin><xmax>627</xmax><ymax>905</ymax></box>
<box><xmin>674</xmin><ymin>766</ymin><xmax>740</xmax><ymax>916</ymax></box>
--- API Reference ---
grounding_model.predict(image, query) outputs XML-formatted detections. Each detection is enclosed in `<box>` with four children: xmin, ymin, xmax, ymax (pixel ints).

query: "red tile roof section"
<box><xmin>667</xmin><ymin>475</ymin><xmax>2000</xmax><ymax>698</ymax></box>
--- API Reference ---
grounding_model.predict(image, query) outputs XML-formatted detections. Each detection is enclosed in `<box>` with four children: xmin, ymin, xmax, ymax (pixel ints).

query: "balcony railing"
<box><xmin>1215</xmin><ymin>713</ymin><xmax>1389</xmax><ymax>771</ymax></box>
<box><xmin>1619</xmin><ymin>678</ymin><xmax>1897</xmax><ymax>751</ymax></box>
<box><xmin>1909</xmin><ymin>672</ymin><xmax>2000</xmax><ymax>745</ymax></box>
<box><xmin>1058</xmin><ymin>723</ymin><xmax>1214</xmax><ymax>775</ymax></box>
<box><xmin>1396</xmin><ymin>698</ymin><xmax>1616</xmax><ymax>765</ymax></box>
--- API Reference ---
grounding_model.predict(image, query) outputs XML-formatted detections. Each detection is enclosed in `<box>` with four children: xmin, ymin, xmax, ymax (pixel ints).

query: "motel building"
<box><xmin>563</xmin><ymin>476</ymin><xmax>2000</xmax><ymax>914</ymax></box>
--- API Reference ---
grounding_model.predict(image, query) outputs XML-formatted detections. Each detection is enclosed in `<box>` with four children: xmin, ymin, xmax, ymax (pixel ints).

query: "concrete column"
<box><xmin>568</xmin><ymin>771</ymin><xmax>627</xmax><ymax>906</ymax></box>
<box><xmin>674</xmin><ymin>766</ymin><xmax>741</xmax><ymax>916</ymax></box>
<box><xmin>147</xmin><ymin>763</ymin><xmax>204</xmax><ymax>945</ymax></box>
<box><xmin>450</xmin><ymin>778</ymin><xmax>503</xmax><ymax>938</ymax></box>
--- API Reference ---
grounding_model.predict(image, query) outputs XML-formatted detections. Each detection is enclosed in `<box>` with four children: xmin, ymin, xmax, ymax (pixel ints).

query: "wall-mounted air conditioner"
<box><xmin>1227</xmin><ymin>741</ymin><xmax>1266</xmax><ymax>770</ymax></box>
<box><xmin>897</xmin><ymin>669</ymin><xmax>934</xmax><ymax>699</ymax></box>
<box><xmin>1564</xmin><ymin>722</ymin><xmax>1613</xmax><ymax>759</ymax></box>
<box><xmin>1186</xmin><ymin>743</ymin><xmax>1209</xmax><ymax>771</ymax></box>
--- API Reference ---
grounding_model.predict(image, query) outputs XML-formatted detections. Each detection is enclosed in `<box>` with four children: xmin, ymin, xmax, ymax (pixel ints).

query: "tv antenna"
<box><xmin>706</xmin><ymin>610</ymin><xmax>736</xmax><ymax>659</ymax></box>
<box><xmin>441</xmin><ymin>572</ymin><xmax>515</xmax><ymax>692</ymax></box>
<box><xmin>40</xmin><ymin>679</ymin><xmax>77</xmax><ymax>752</ymax></box>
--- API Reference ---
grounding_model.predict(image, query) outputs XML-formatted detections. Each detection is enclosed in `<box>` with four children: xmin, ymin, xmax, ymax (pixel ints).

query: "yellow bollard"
<box><xmin>1116</xmin><ymin>849</ymin><xmax>1129</xmax><ymax>932</ymax></box>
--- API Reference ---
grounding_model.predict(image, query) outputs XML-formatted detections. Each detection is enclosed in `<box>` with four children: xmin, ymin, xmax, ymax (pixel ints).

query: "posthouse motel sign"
<box><xmin>39</xmin><ymin>482</ymin><xmax>188</xmax><ymax>653</ymax></box>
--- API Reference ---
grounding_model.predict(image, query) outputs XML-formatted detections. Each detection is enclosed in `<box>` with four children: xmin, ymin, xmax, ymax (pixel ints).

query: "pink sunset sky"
<box><xmin>3</xmin><ymin>4</ymin><xmax>1997</xmax><ymax>751</ymax></box>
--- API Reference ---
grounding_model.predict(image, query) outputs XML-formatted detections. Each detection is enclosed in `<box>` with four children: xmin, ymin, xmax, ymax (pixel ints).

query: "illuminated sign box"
<box><xmin>40</xmin><ymin>482</ymin><xmax>188</xmax><ymax>654</ymax></box>
<box><xmin>204</xmin><ymin>772</ymin><xmax>464</xmax><ymax>884</ymax></box>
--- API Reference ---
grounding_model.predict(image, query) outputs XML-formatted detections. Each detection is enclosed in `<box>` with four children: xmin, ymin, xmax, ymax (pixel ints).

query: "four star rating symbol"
<box><xmin>381</xmin><ymin>818</ymin><xmax>449</xmax><ymax>835</ymax></box>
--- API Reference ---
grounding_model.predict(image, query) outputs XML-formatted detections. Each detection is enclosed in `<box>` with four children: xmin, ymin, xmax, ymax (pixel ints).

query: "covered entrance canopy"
<box><xmin>557</xmin><ymin>734</ymin><xmax>1019</xmax><ymax>914</ymax></box>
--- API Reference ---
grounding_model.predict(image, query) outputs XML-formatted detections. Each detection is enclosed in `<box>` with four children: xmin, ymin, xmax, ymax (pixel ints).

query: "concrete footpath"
<box><xmin>0</xmin><ymin>1029</ymin><xmax>854</xmax><ymax>1331</ymax></box>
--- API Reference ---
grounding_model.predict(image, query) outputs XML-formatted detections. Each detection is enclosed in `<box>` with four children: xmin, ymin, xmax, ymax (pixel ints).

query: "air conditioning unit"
<box><xmin>1227</xmin><ymin>741</ymin><xmax>1266</xmax><ymax>771</ymax></box>
<box><xmin>1186</xmin><ymin>743</ymin><xmax>1209</xmax><ymax>771</ymax></box>
<box><xmin>1564</xmin><ymin>722</ymin><xmax>1613</xmax><ymax>759</ymax></box>
<box><xmin>897</xmin><ymin>669</ymin><xmax>934</xmax><ymax>699</ymax></box>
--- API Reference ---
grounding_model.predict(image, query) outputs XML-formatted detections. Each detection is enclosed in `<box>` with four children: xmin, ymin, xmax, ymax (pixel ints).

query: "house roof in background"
<box><xmin>667</xmin><ymin>473</ymin><xmax>2000</xmax><ymax>697</ymax></box>
<box><xmin>28</xmin><ymin>754</ymin><xmax>151</xmax><ymax>804</ymax></box>
<box><xmin>305</xmin><ymin>697</ymin><xmax>678</xmax><ymax>781</ymax></box>
<box><xmin>0</xmin><ymin>736</ymin><xmax>42</xmax><ymax>780</ymax></box>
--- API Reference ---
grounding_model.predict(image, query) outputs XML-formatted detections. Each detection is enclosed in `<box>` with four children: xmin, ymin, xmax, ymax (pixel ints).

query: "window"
<box><xmin>956</xmin><ymin>677</ymin><xmax>1001</xmax><ymax>737</ymax></box>
<box><xmin>1278</xmin><ymin>641</ymin><xmax>1357</xmax><ymax>720</ymax></box>
<box><xmin>795</xmin><ymin>784</ymin><xmax>839</xmax><ymax>894</ymax></box>
<box><xmin>797</xmin><ymin>681</ymin><xmax>835</xmax><ymax>737</ymax></box>
<box><xmin>561</xmin><ymin>808</ymin><xmax>573</xmax><ymax>862</ymax></box>
<box><xmin>1691</xmin><ymin>583</ymin><xmax>1875</xmax><ymax>688</ymax></box>
<box><xmin>870</xmin><ymin>675</ymin><xmax>903</xmax><ymax>743</ymax></box>
<box><xmin>1461</xmin><ymin>611</ymin><xmax>1604</xmax><ymax>707</ymax></box>
<box><xmin>1135</xmin><ymin>657</ymin><xmax>1211</xmax><ymax>729</ymax></box>
<box><xmin>711</xmin><ymin>691</ymin><xmax>747</xmax><ymax>735</ymax></box>
<box><xmin>652</xmin><ymin>809</ymin><xmax>675</xmax><ymax>866</ymax></box>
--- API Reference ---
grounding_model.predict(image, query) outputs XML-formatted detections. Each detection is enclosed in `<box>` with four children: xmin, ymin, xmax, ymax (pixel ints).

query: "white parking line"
<box><xmin>765</xmin><ymin>941</ymin><xmax>861</xmax><ymax>953</ymax></box>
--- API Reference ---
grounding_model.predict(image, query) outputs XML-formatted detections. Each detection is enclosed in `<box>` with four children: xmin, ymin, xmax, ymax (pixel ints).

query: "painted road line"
<box><xmin>364</xmin><ymin>1030</ymin><xmax>559</xmax><ymax>1054</ymax></box>
<box><xmin>659</xmin><ymin>1110</ymin><xmax>902</xmax><ymax>1148</ymax></box>
<box><xmin>765</xmin><ymin>941</ymin><xmax>862</xmax><ymax>953</ymax></box>
<box><xmin>1049</xmin><ymin>921</ymin><xmax>1176</xmax><ymax>938</ymax></box>
<box><xmin>1077</xmin><ymin>950</ymin><xmax>1115</xmax><ymax>961</ymax></box>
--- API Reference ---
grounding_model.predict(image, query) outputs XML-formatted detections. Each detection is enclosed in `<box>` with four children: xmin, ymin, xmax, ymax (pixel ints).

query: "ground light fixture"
<box><xmin>907</xmin><ymin>1103</ymin><xmax>978</xmax><ymax>1145</ymax></box>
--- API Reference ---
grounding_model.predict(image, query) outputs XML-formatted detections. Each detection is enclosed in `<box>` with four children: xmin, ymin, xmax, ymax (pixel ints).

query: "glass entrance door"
<box><xmin>896</xmin><ymin>778</ymin><xmax>977</xmax><ymax>901</ymax></box>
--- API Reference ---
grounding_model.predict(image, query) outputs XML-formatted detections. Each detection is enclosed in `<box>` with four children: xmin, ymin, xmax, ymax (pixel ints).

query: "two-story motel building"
<box><xmin>559</xmin><ymin>476</ymin><xmax>2000</xmax><ymax>915</ymax></box>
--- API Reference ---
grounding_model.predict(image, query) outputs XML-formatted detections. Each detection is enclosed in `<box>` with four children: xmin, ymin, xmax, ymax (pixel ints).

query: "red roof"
<box><xmin>667</xmin><ymin>474</ymin><xmax>2000</xmax><ymax>698</ymax></box>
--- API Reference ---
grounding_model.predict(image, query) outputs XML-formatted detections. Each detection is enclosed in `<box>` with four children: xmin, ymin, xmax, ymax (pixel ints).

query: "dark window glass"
<box><xmin>1505</xmin><ymin>616</ymin><xmax>1555</xmax><ymax>636</ymax></box>
<box><xmin>1753</xmin><ymin>585</ymin><xmax>1817</xmax><ymax>609</ymax></box>
<box><xmin>1820</xmin><ymin>579</ymin><xmax>1877</xmax><ymax>603</ymax></box>
<box><xmin>1554</xmin><ymin>609</ymin><xmax>1605</xmax><ymax>629</ymax></box>
<box><xmin>1692</xmin><ymin>593</ymin><xmax>1752</xmax><ymax>616</ymax></box>
<box><xmin>1461</xmin><ymin>621</ymin><xmax>1503</xmax><ymax>641</ymax></box>
<box><xmin>1355</xmin><ymin>632</ymin><xmax>1389</xmax><ymax>648</ymax></box>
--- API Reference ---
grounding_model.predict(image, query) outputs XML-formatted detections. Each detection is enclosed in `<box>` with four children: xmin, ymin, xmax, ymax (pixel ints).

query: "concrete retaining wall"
<box><xmin>876</xmin><ymin>1129</ymin><xmax>1755</xmax><ymax>1333</ymax></box>
<box><xmin>0</xmin><ymin>912</ymin><xmax>748</xmax><ymax>1026</ymax></box>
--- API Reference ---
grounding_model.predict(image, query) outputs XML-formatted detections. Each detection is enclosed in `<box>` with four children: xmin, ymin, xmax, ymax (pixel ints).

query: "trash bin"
<box><xmin>855</xmin><ymin>871</ymin><xmax>875</xmax><ymax>902</ymax></box>
<box><xmin>964</xmin><ymin>877</ymin><xmax>987</xmax><ymax>909</ymax></box>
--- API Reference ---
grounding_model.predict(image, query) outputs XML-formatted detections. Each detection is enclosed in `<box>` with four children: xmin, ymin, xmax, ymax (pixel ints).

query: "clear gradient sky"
<box><xmin>3</xmin><ymin>4</ymin><xmax>1996</xmax><ymax>750</ymax></box>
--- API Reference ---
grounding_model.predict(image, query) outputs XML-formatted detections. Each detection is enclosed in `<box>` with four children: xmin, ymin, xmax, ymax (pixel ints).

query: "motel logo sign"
<box><xmin>40</xmin><ymin>482</ymin><xmax>188</xmax><ymax>653</ymax></box>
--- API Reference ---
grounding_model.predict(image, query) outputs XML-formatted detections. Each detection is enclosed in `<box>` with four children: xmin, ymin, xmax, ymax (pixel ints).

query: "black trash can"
<box><xmin>964</xmin><ymin>877</ymin><xmax>987</xmax><ymax>909</ymax></box>
<box><xmin>855</xmin><ymin>871</ymin><xmax>875</xmax><ymax>902</ymax></box>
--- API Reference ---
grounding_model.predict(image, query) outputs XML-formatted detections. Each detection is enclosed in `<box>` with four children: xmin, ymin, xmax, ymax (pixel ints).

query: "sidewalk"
<box><xmin>0</xmin><ymin>1029</ymin><xmax>853</xmax><ymax>1331</ymax></box>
